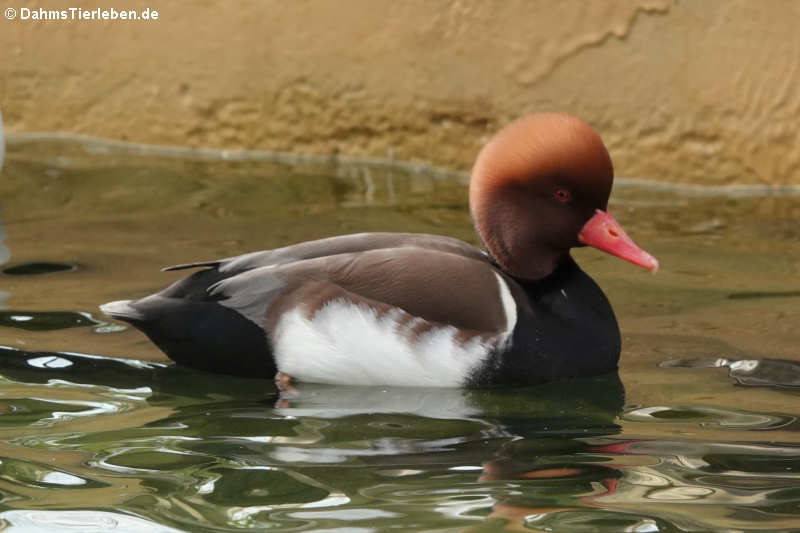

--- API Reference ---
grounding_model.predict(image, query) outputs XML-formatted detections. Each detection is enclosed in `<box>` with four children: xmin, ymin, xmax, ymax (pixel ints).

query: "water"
<box><xmin>1</xmin><ymin>136</ymin><xmax>799</xmax><ymax>532</ymax></box>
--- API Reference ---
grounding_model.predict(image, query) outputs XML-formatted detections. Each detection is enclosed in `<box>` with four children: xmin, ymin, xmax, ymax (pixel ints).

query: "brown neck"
<box><xmin>473</xmin><ymin>189</ymin><xmax>569</xmax><ymax>281</ymax></box>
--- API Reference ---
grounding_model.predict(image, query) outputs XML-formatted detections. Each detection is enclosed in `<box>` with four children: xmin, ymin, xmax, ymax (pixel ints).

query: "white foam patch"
<box><xmin>272</xmin><ymin>273</ymin><xmax>518</xmax><ymax>387</ymax></box>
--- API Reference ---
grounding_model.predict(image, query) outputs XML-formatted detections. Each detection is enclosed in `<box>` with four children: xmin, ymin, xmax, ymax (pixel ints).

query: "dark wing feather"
<box><xmin>161</xmin><ymin>232</ymin><xmax>486</xmax><ymax>277</ymax></box>
<box><xmin>210</xmin><ymin>247</ymin><xmax>511</xmax><ymax>335</ymax></box>
<box><xmin>162</xmin><ymin>260</ymin><xmax>223</xmax><ymax>272</ymax></box>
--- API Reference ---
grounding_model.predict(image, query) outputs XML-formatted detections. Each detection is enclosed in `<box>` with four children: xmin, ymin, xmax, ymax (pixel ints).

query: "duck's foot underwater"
<box><xmin>274</xmin><ymin>372</ymin><xmax>300</xmax><ymax>407</ymax></box>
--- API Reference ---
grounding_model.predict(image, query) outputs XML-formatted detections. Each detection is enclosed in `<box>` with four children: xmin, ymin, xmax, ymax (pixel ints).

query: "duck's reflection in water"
<box><xmin>272</xmin><ymin>376</ymin><xmax>799</xmax><ymax>532</ymax></box>
<box><xmin>2</xmin><ymin>348</ymin><xmax>798</xmax><ymax>531</ymax></box>
<box><xmin>475</xmin><ymin>436</ymin><xmax>800</xmax><ymax>532</ymax></box>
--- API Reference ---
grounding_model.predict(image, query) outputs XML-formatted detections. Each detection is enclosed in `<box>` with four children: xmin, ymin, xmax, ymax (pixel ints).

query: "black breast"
<box><xmin>468</xmin><ymin>256</ymin><xmax>621</xmax><ymax>387</ymax></box>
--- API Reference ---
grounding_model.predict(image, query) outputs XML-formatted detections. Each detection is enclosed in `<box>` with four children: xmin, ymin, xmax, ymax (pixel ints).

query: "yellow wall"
<box><xmin>2</xmin><ymin>0</ymin><xmax>799</xmax><ymax>184</ymax></box>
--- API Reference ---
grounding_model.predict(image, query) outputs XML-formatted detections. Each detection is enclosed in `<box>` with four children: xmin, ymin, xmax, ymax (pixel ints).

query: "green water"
<box><xmin>0</xmin><ymin>137</ymin><xmax>799</xmax><ymax>532</ymax></box>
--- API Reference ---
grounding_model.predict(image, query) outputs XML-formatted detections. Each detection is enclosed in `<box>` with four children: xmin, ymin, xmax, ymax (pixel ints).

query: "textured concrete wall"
<box><xmin>1</xmin><ymin>0</ymin><xmax>799</xmax><ymax>185</ymax></box>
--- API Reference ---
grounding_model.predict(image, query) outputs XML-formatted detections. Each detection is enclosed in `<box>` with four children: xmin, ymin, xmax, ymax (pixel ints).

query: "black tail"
<box><xmin>101</xmin><ymin>295</ymin><xmax>276</xmax><ymax>379</ymax></box>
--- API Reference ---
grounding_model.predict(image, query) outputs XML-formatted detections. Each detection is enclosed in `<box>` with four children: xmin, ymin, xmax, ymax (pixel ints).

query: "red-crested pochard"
<box><xmin>101</xmin><ymin>112</ymin><xmax>658</xmax><ymax>387</ymax></box>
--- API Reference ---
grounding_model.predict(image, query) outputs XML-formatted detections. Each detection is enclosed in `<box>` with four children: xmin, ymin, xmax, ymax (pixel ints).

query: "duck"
<box><xmin>101</xmin><ymin>112</ymin><xmax>658</xmax><ymax>388</ymax></box>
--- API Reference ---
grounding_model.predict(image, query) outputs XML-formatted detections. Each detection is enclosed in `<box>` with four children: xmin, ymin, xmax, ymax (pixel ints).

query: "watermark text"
<box><xmin>5</xmin><ymin>7</ymin><xmax>159</xmax><ymax>21</ymax></box>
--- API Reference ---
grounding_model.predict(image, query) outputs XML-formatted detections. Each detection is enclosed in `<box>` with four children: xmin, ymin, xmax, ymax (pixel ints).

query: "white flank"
<box><xmin>272</xmin><ymin>273</ymin><xmax>518</xmax><ymax>387</ymax></box>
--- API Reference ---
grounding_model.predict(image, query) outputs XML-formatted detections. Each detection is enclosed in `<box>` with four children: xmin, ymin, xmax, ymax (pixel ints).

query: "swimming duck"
<box><xmin>101</xmin><ymin>112</ymin><xmax>658</xmax><ymax>387</ymax></box>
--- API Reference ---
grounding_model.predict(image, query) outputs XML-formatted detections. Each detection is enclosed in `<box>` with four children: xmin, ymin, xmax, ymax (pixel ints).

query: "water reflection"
<box><xmin>467</xmin><ymin>437</ymin><xmax>800</xmax><ymax>532</ymax></box>
<box><xmin>0</xmin><ymin>311</ymin><xmax>101</xmax><ymax>331</ymax></box>
<box><xmin>0</xmin><ymin>509</ymin><xmax>185</xmax><ymax>533</ymax></box>
<box><xmin>623</xmin><ymin>404</ymin><xmax>797</xmax><ymax>430</ymax></box>
<box><xmin>0</xmin><ymin>347</ymin><xmax>798</xmax><ymax>530</ymax></box>
<box><xmin>2</xmin><ymin>261</ymin><xmax>80</xmax><ymax>276</ymax></box>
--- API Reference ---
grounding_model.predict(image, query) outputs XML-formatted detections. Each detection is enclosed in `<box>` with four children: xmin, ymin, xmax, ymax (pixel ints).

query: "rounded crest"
<box><xmin>469</xmin><ymin>112</ymin><xmax>615</xmax><ymax>279</ymax></box>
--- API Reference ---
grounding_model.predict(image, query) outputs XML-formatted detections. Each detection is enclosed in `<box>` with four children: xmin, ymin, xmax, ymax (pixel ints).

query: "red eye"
<box><xmin>553</xmin><ymin>188</ymin><xmax>571</xmax><ymax>203</ymax></box>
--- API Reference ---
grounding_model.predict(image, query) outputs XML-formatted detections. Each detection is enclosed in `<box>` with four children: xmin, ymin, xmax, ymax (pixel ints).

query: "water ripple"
<box><xmin>0</xmin><ymin>348</ymin><xmax>798</xmax><ymax>530</ymax></box>
<box><xmin>622</xmin><ymin>405</ymin><xmax>796</xmax><ymax>430</ymax></box>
